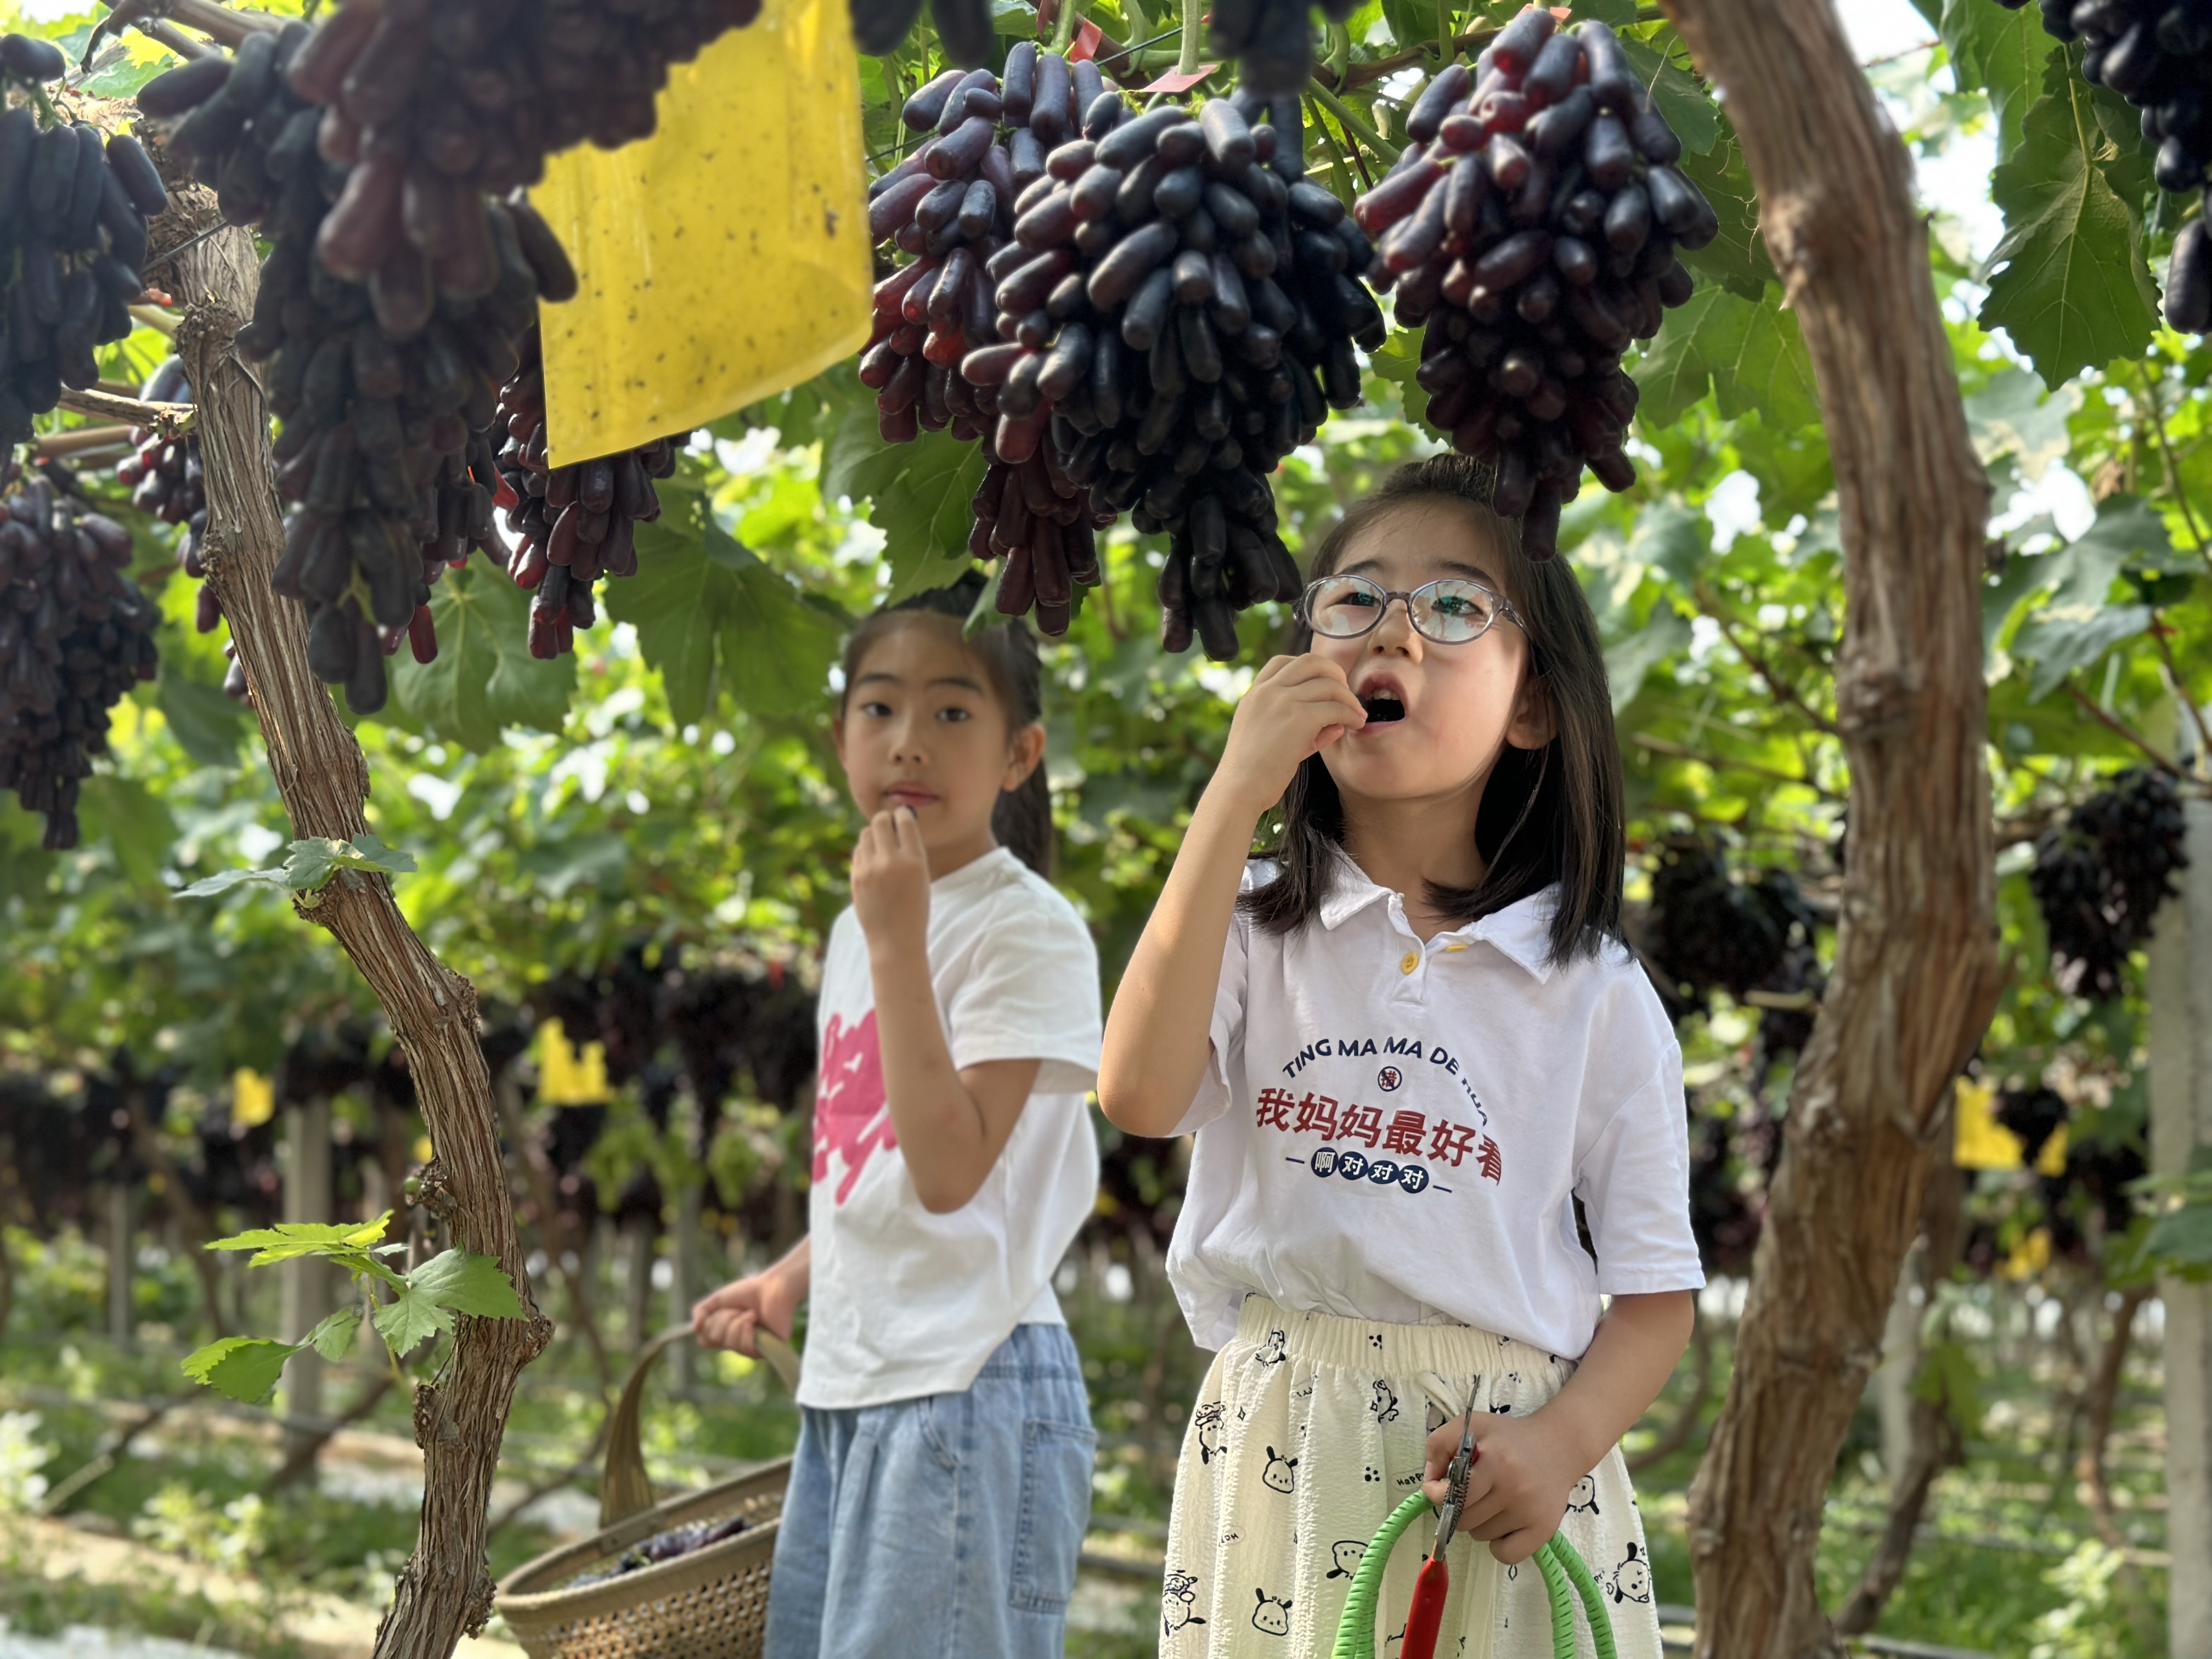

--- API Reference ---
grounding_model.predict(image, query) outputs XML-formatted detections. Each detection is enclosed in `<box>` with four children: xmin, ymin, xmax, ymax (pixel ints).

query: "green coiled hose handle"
<box><xmin>1330</xmin><ymin>1492</ymin><xmax>1617</xmax><ymax>1659</ymax></box>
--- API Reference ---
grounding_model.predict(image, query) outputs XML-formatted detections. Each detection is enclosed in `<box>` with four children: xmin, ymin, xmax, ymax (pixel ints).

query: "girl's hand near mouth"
<box><xmin>852</xmin><ymin>804</ymin><xmax>933</xmax><ymax>949</ymax></box>
<box><xmin>1213</xmin><ymin>656</ymin><xmax>1369</xmax><ymax>819</ymax></box>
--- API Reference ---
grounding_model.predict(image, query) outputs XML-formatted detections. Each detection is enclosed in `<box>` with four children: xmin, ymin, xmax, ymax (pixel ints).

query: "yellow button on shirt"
<box><xmin>1400</xmin><ymin>952</ymin><xmax>1420</xmax><ymax>975</ymax></box>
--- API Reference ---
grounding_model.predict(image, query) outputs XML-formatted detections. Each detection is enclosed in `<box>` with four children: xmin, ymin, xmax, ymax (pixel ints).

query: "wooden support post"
<box><xmin>2147</xmin><ymin>795</ymin><xmax>2212</xmax><ymax>1659</ymax></box>
<box><xmin>106</xmin><ymin>1183</ymin><xmax>134</xmax><ymax>1349</ymax></box>
<box><xmin>281</xmin><ymin>1098</ymin><xmax>333</xmax><ymax>1457</ymax></box>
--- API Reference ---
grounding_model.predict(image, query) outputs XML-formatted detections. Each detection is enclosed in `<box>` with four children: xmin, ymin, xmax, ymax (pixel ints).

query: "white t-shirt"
<box><xmin>1166</xmin><ymin>853</ymin><xmax>1704</xmax><ymax>1361</ymax></box>
<box><xmin>799</xmin><ymin>846</ymin><xmax>1103</xmax><ymax>1409</ymax></box>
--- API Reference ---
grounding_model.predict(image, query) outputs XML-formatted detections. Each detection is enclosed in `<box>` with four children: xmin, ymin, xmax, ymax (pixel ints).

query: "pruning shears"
<box><xmin>1401</xmin><ymin>1402</ymin><xmax>1479</xmax><ymax>1659</ymax></box>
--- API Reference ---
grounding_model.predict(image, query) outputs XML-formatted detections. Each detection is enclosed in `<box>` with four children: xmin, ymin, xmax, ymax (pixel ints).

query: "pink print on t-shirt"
<box><xmin>814</xmin><ymin>1010</ymin><xmax>897</xmax><ymax>1205</ymax></box>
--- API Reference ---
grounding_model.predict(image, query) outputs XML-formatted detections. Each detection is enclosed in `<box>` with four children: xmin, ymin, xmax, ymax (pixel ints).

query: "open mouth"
<box><xmin>1358</xmin><ymin>694</ymin><xmax>1407</xmax><ymax>723</ymax></box>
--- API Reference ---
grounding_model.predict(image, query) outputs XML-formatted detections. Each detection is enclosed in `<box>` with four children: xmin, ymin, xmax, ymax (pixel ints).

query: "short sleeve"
<box><xmin>945</xmin><ymin>886</ymin><xmax>1103</xmax><ymax>1096</ymax></box>
<box><xmin>1164</xmin><ymin>866</ymin><xmax>1265</xmax><ymax>1138</ymax></box>
<box><xmin>1573</xmin><ymin>1040</ymin><xmax>1706</xmax><ymax>1296</ymax></box>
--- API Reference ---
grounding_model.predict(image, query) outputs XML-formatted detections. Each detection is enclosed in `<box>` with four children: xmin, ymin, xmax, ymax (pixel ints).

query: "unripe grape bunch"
<box><xmin>1353</xmin><ymin>10</ymin><xmax>1715</xmax><ymax>558</ymax></box>
<box><xmin>1996</xmin><ymin>0</ymin><xmax>2212</xmax><ymax>331</ymax></box>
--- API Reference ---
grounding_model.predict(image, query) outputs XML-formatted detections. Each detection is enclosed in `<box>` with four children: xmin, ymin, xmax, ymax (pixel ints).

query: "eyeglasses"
<box><xmin>1297</xmin><ymin>573</ymin><xmax>1524</xmax><ymax>645</ymax></box>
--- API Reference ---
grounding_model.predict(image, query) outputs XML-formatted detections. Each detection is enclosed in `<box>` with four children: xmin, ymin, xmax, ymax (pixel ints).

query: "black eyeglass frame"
<box><xmin>1296</xmin><ymin>573</ymin><xmax>1527</xmax><ymax>645</ymax></box>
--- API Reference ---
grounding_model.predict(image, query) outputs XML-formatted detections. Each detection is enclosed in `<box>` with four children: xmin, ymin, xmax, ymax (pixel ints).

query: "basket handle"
<box><xmin>599</xmin><ymin>1325</ymin><xmax>696</xmax><ymax>1529</ymax></box>
<box><xmin>597</xmin><ymin>1319</ymin><xmax>804</xmax><ymax>1528</ymax></box>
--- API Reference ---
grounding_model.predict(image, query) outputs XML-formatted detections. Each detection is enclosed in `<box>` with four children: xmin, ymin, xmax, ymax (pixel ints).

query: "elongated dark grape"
<box><xmin>493</xmin><ymin>324</ymin><xmax>684</xmax><ymax>659</ymax></box>
<box><xmin>0</xmin><ymin>460</ymin><xmax>159</xmax><ymax>849</ymax></box>
<box><xmin>1352</xmin><ymin>10</ymin><xmax>1713</xmax><ymax>556</ymax></box>
<box><xmin>141</xmin><ymin>28</ymin><xmax>562</xmax><ymax>713</ymax></box>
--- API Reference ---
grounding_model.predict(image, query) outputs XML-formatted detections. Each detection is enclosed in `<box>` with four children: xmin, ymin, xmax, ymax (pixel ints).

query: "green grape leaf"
<box><xmin>610</xmin><ymin>522</ymin><xmax>736</xmax><ymax>726</ymax></box>
<box><xmin>392</xmin><ymin>561</ymin><xmax>577</xmax><ymax>753</ymax></box>
<box><xmin>279</xmin><ymin>834</ymin><xmax>416</xmax><ymax>894</ymax></box>
<box><xmin>1937</xmin><ymin>0</ymin><xmax>2059</xmax><ymax>153</ymax></box>
<box><xmin>405</xmin><ymin>1248</ymin><xmax>531</xmax><ymax>1320</ymax></box>
<box><xmin>2144</xmin><ymin>1203</ymin><xmax>2212</xmax><ymax>1277</ymax></box>
<box><xmin>173</xmin><ymin>865</ymin><xmax>291</xmax><ymax>899</ymax></box>
<box><xmin>836</xmin><ymin>425</ymin><xmax>990</xmax><ymax>600</ymax></box>
<box><xmin>707</xmin><ymin>528</ymin><xmax>851</xmax><ymax>717</ymax></box>
<box><xmin>1604</xmin><ymin>608</ymin><xmax>1692</xmax><ymax>713</ymax></box>
<box><xmin>1634</xmin><ymin>284</ymin><xmax>1819</xmax><ymax>433</ymax></box>
<box><xmin>371</xmin><ymin>1283</ymin><xmax>455</xmax><ymax>1357</ymax></box>
<box><xmin>2013</xmin><ymin>603</ymin><xmax>2153</xmax><ymax>701</ymax></box>
<box><xmin>1963</xmin><ymin>366</ymin><xmax>2077</xmax><ymax>483</ymax></box>
<box><xmin>1981</xmin><ymin>72</ymin><xmax>2160</xmax><ymax>391</ymax></box>
<box><xmin>206</xmin><ymin>1214</ymin><xmax>393</xmax><ymax>1267</ymax></box>
<box><xmin>303</xmin><ymin>1308</ymin><xmax>362</xmax><ymax>1363</ymax></box>
<box><xmin>1673</xmin><ymin>133</ymin><xmax>1770</xmax><ymax>301</ymax></box>
<box><xmin>1367</xmin><ymin>325</ymin><xmax>1436</xmax><ymax>437</ymax></box>
<box><xmin>152</xmin><ymin>656</ymin><xmax>247</xmax><ymax>766</ymax></box>
<box><xmin>1618</xmin><ymin>30</ymin><xmax>1719</xmax><ymax>157</ymax></box>
<box><xmin>180</xmin><ymin>1337</ymin><xmax>302</xmax><ymax>1406</ymax></box>
<box><xmin>1628</xmin><ymin>503</ymin><xmax>1711</xmax><ymax>593</ymax></box>
<box><xmin>75</xmin><ymin>776</ymin><xmax>177</xmax><ymax>891</ymax></box>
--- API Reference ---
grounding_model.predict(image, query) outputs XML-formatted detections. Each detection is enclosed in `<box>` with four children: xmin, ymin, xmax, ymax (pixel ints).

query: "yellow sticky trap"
<box><xmin>1952</xmin><ymin>1077</ymin><xmax>2022</xmax><ymax>1171</ymax></box>
<box><xmin>534</xmin><ymin>0</ymin><xmax>873</xmax><ymax>465</ymax></box>
<box><xmin>230</xmin><ymin>1068</ymin><xmax>275</xmax><ymax>1130</ymax></box>
<box><xmin>537</xmin><ymin>1018</ymin><xmax>611</xmax><ymax>1106</ymax></box>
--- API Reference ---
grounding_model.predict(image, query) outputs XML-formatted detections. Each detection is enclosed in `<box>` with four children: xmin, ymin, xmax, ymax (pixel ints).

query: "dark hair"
<box><xmin>838</xmin><ymin>572</ymin><xmax>1054</xmax><ymax>878</ymax></box>
<box><xmin>1241</xmin><ymin>453</ymin><xmax>1624</xmax><ymax>964</ymax></box>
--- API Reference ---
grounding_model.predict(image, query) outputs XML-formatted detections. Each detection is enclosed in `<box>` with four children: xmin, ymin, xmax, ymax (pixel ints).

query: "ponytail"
<box><xmin>839</xmin><ymin>572</ymin><xmax>1055</xmax><ymax>878</ymax></box>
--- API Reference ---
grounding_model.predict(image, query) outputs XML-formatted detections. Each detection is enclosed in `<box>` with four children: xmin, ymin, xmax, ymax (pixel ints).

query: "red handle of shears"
<box><xmin>1401</xmin><ymin>1555</ymin><xmax>1451</xmax><ymax>1659</ymax></box>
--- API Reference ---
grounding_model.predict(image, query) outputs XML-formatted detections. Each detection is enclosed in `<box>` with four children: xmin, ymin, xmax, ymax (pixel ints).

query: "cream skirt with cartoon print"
<box><xmin>1159</xmin><ymin>1296</ymin><xmax>1661</xmax><ymax>1659</ymax></box>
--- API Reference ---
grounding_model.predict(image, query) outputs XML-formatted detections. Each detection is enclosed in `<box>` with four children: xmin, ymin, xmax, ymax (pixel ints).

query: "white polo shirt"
<box><xmin>1165</xmin><ymin>854</ymin><xmax>1704</xmax><ymax>1361</ymax></box>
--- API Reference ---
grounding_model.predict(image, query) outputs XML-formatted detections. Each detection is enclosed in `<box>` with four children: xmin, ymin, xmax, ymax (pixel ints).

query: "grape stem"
<box><xmin>2129</xmin><ymin>359</ymin><xmax>2212</xmax><ymax>580</ymax></box>
<box><xmin>1175</xmin><ymin>0</ymin><xmax>1200</xmax><ymax>79</ymax></box>
<box><xmin>2064</xmin><ymin>680</ymin><xmax>2182</xmax><ymax>776</ymax></box>
<box><xmin>93</xmin><ymin>0</ymin><xmax>281</xmax><ymax>52</ymax></box>
<box><xmin>1697</xmin><ymin>583</ymin><xmax>1841</xmax><ymax>735</ymax></box>
<box><xmin>57</xmin><ymin>386</ymin><xmax>195</xmax><ymax>436</ymax></box>
<box><xmin>2145</xmin><ymin>612</ymin><xmax>2212</xmax><ymax>776</ymax></box>
<box><xmin>1306</xmin><ymin>92</ymin><xmax>1374</xmax><ymax>192</ymax></box>
<box><xmin>1308</xmin><ymin>25</ymin><xmax>1500</xmax><ymax>93</ymax></box>
<box><xmin>1306</xmin><ymin>81</ymin><xmax>1400</xmax><ymax>165</ymax></box>
<box><xmin>1053</xmin><ymin>0</ymin><xmax>1080</xmax><ymax>54</ymax></box>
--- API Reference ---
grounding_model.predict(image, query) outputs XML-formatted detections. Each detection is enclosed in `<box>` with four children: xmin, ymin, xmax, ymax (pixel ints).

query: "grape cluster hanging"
<box><xmin>139</xmin><ymin>28</ymin><xmax>567</xmax><ymax>713</ymax></box>
<box><xmin>2028</xmin><ymin>766</ymin><xmax>2191</xmax><ymax>1000</ymax></box>
<box><xmin>1352</xmin><ymin>11</ymin><xmax>1714</xmax><ymax>557</ymax></box>
<box><xmin>0</xmin><ymin>33</ymin><xmax>170</xmax><ymax>452</ymax></box>
<box><xmin>493</xmin><ymin>324</ymin><xmax>683</xmax><ymax>659</ymax></box>
<box><xmin>992</xmin><ymin>90</ymin><xmax>1383</xmax><ymax>657</ymax></box>
<box><xmin>0</xmin><ymin>462</ymin><xmax>157</xmax><ymax>849</ymax></box>
<box><xmin>2001</xmin><ymin>0</ymin><xmax>2212</xmax><ymax>331</ymax></box>
<box><xmin>862</xmin><ymin>45</ymin><xmax>1117</xmax><ymax>639</ymax></box>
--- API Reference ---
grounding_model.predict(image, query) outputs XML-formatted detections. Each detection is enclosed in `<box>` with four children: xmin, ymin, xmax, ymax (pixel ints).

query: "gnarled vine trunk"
<box><xmin>155</xmin><ymin>177</ymin><xmax>549</xmax><ymax>1659</ymax></box>
<box><xmin>1656</xmin><ymin>3</ymin><xmax>2005</xmax><ymax>1654</ymax></box>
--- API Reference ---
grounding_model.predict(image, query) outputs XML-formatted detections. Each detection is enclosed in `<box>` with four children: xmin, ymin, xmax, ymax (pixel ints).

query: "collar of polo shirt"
<box><xmin>1308</xmin><ymin>847</ymin><xmax>1562</xmax><ymax>983</ymax></box>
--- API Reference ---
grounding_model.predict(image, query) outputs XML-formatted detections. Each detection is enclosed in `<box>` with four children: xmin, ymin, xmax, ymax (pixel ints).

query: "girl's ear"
<box><xmin>1002</xmin><ymin>719</ymin><xmax>1046</xmax><ymax>792</ymax></box>
<box><xmin>1507</xmin><ymin>672</ymin><xmax>1558</xmax><ymax>751</ymax></box>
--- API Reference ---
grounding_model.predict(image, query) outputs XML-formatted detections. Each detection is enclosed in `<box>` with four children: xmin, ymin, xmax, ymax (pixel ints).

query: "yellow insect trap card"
<box><xmin>534</xmin><ymin>0</ymin><xmax>872</xmax><ymax>465</ymax></box>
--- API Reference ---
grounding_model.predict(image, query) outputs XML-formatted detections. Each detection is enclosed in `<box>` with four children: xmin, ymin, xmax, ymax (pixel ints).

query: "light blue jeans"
<box><xmin>763</xmin><ymin>1322</ymin><xmax>1095</xmax><ymax>1659</ymax></box>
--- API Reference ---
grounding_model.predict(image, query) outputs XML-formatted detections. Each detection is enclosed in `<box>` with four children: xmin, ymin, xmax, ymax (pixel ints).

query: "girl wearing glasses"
<box><xmin>1101</xmin><ymin>454</ymin><xmax>1699</xmax><ymax>1657</ymax></box>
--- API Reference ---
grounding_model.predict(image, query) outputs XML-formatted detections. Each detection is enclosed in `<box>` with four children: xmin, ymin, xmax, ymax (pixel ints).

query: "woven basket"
<box><xmin>496</xmin><ymin>1327</ymin><xmax>793</xmax><ymax>1659</ymax></box>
